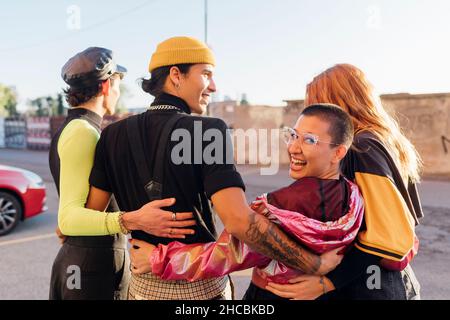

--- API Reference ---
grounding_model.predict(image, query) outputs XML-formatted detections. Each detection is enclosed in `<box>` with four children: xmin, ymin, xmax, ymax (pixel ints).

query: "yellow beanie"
<box><xmin>148</xmin><ymin>36</ymin><xmax>216</xmax><ymax>72</ymax></box>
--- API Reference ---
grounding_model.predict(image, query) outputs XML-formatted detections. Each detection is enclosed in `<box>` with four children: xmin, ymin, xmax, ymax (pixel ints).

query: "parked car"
<box><xmin>0</xmin><ymin>165</ymin><xmax>47</xmax><ymax>236</ymax></box>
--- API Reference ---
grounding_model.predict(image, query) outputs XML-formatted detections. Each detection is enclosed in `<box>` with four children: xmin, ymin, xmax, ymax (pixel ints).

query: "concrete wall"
<box><xmin>0</xmin><ymin>117</ymin><xmax>4</xmax><ymax>148</ymax></box>
<box><xmin>209</xmin><ymin>93</ymin><xmax>450</xmax><ymax>177</ymax></box>
<box><xmin>209</xmin><ymin>102</ymin><xmax>286</xmax><ymax>167</ymax></box>
<box><xmin>382</xmin><ymin>93</ymin><xmax>450</xmax><ymax>178</ymax></box>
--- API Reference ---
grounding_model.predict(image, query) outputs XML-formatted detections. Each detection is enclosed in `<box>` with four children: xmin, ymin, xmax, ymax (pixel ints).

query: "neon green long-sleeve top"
<box><xmin>57</xmin><ymin>119</ymin><xmax>121</xmax><ymax>235</ymax></box>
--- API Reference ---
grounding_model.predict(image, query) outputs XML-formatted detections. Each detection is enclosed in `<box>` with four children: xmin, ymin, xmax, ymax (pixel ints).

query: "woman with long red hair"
<box><xmin>128</xmin><ymin>63</ymin><xmax>423</xmax><ymax>300</ymax></box>
<box><xmin>266</xmin><ymin>63</ymin><xmax>422</xmax><ymax>300</ymax></box>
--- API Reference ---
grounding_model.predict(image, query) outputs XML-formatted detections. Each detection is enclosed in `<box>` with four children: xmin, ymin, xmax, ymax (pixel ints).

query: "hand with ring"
<box><xmin>122</xmin><ymin>198</ymin><xmax>196</xmax><ymax>239</ymax></box>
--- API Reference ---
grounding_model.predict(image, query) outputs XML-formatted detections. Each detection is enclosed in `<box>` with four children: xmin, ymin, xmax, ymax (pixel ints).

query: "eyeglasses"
<box><xmin>282</xmin><ymin>127</ymin><xmax>339</xmax><ymax>146</ymax></box>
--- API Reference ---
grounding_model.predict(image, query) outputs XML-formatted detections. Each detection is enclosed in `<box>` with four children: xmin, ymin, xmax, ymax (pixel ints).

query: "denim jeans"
<box><xmin>322</xmin><ymin>264</ymin><xmax>421</xmax><ymax>300</ymax></box>
<box><xmin>242</xmin><ymin>264</ymin><xmax>421</xmax><ymax>301</ymax></box>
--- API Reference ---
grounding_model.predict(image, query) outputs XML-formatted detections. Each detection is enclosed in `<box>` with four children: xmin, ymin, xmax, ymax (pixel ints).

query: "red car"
<box><xmin>0</xmin><ymin>165</ymin><xmax>47</xmax><ymax>236</ymax></box>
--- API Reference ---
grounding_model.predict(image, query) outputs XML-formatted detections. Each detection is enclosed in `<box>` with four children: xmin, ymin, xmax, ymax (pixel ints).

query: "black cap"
<box><xmin>61</xmin><ymin>47</ymin><xmax>127</xmax><ymax>88</ymax></box>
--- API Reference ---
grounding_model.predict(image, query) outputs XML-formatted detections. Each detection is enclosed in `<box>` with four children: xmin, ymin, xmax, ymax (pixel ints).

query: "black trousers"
<box><xmin>49</xmin><ymin>235</ymin><xmax>130</xmax><ymax>300</ymax></box>
<box><xmin>243</xmin><ymin>283</ymin><xmax>288</xmax><ymax>300</ymax></box>
<box><xmin>243</xmin><ymin>264</ymin><xmax>420</xmax><ymax>300</ymax></box>
<box><xmin>325</xmin><ymin>264</ymin><xmax>421</xmax><ymax>300</ymax></box>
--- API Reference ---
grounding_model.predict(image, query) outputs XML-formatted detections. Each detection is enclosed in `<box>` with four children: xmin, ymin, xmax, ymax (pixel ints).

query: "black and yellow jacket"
<box><xmin>327</xmin><ymin>131</ymin><xmax>423</xmax><ymax>289</ymax></box>
<box><xmin>344</xmin><ymin>131</ymin><xmax>422</xmax><ymax>260</ymax></box>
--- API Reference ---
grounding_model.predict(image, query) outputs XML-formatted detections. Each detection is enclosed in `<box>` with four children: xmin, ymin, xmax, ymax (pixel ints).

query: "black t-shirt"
<box><xmin>89</xmin><ymin>93</ymin><xmax>245</xmax><ymax>245</ymax></box>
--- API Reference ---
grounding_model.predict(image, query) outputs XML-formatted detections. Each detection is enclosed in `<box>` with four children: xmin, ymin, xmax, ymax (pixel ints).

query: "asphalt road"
<box><xmin>1</xmin><ymin>148</ymin><xmax>450</xmax><ymax>300</ymax></box>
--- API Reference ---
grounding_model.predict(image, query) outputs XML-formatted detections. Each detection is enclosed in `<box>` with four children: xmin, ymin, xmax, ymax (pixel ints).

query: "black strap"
<box><xmin>318</xmin><ymin>179</ymin><xmax>327</xmax><ymax>222</ymax></box>
<box><xmin>126</xmin><ymin>112</ymin><xmax>217</xmax><ymax>241</ymax></box>
<box><xmin>126</xmin><ymin>113</ymin><xmax>185</xmax><ymax>201</ymax></box>
<box><xmin>126</xmin><ymin>115</ymin><xmax>149</xmax><ymax>193</ymax></box>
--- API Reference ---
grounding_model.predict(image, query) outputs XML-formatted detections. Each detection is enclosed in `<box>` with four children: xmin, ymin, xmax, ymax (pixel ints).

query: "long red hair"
<box><xmin>305</xmin><ymin>64</ymin><xmax>422</xmax><ymax>182</ymax></box>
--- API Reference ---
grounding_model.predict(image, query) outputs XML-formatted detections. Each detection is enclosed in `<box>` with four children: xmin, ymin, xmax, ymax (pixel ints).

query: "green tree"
<box><xmin>0</xmin><ymin>84</ymin><xmax>18</xmax><ymax>117</ymax></box>
<box><xmin>240</xmin><ymin>93</ymin><xmax>249</xmax><ymax>105</ymax></box>
<box><xmin>115</xmin><ymin>84</ymin><xmax>132</xmax><ymax>114</ymax></box>
<box><xmin>29</xmin><ymin>97</ymin><xmax>46</xmax><ymax>116</ymax></box>
<box><xmin>28</xmin><ymin>93</ymin><xmax>66</xmax><ymax>116</ymax></box>
<box><xmin>56</xmin><ymin>93</ymin><xmax>65</xmax><ymax>116</ymax></box>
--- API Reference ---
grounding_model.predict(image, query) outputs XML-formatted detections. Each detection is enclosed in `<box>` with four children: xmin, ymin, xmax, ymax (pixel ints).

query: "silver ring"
<box><xmin>172</xmin><ymin>212</ymin><xmax>177</xmax><ymax>221</ymax></box>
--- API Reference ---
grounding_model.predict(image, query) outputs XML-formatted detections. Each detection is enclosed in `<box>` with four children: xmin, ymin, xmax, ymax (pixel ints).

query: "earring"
<box><xmin>175</xmin><ymin>83</ymin><xmax>180</xmax><ymax>89</ymax></box>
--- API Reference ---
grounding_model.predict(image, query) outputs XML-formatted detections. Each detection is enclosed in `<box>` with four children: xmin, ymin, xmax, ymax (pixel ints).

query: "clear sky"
<box><xmin>1</xmin><ymin>0</ymin><xmax>449</xmax><ymax>110</ymax></box>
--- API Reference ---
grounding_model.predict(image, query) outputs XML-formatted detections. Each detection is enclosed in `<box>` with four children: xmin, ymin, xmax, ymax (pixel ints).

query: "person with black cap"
<box><xmin>48</xmin><ymin>47</ymin><xmax>196</xmax><ymax>300</ymax></box>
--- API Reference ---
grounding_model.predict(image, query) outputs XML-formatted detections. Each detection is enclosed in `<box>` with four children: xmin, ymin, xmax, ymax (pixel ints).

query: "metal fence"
<box><xmin>27</xmin><ymin>117</ymin><xmax>51</xmax><ymax>150</ymax></box>
<box><xmin>4</xmin><ymin>117</ymin><xmax>27</xmax><ymax>149</ymax></box>
<box><xmin>0</xmin><ymin>114</ymin><xmax>132</xmax><ymax>151</ymax></box>
<box><xmin>0</xmin><ymin>117</ymin><xmax>5</xmax><ymax>148</ymax></box>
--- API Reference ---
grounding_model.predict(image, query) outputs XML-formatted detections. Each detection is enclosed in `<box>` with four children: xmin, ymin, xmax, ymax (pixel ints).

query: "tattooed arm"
<box><xmin>211</xmin><ymin>187</ymin><xmax>341</xmax><ymax>275</ymax></box>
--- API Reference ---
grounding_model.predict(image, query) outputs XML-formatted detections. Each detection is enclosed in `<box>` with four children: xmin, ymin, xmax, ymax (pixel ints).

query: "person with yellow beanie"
<box><xmin>148</xmin><ymin>36</ymin><xmax>216</xmax><ymax>73</ymax></box>
<box><xmin>87</xmin><ymin>36</ymin><xmax>341</xmax><ymax>300</ymax></box>
<box><xmin>142</xmin><ymin>36</ymin><xmax>216</xmax><ymax>114</ymax></box>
